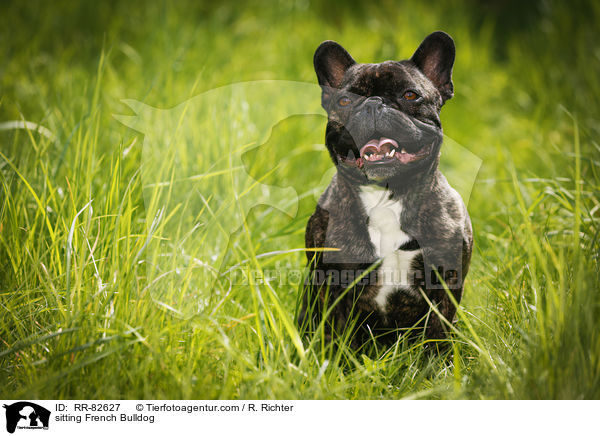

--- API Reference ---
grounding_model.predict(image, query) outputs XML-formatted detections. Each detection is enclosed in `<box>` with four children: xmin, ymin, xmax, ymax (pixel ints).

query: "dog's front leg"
<box><xmin>420</xmin><ymin>238</ymin><xmax>466</xmax><ymax>341</ymax></box>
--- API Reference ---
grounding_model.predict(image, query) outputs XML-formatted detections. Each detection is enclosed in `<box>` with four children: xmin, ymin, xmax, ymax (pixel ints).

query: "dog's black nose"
<box><xmin>363</xmin><ymin>96</ymin><xmax>384</xmax><ymax>116</ymax></box>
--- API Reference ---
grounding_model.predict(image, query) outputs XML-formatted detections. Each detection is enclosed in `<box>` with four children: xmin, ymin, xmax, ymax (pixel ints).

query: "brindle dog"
<box><xmin>300</xmin><ymin>32</ymin><xmax>472</xmax><ymax>346</ymax></box>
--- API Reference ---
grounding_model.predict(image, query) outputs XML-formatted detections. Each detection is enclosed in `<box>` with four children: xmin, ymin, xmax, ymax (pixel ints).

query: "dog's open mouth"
<box><xmin>340</xmin><ymin>137</ymin><xmax>434</xmax><ymax>168</ymax></box>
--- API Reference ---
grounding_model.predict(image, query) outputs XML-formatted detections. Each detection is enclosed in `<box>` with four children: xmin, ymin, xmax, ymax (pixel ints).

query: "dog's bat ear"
<box><xmin>411</xmin><ymin>31</ymin><xmax>455</xmax><ymax>102</ymax></box>
<box><xmin>314</xmin><ymin>41</ymin><xmax>356</xmax><ymax>107</ymax></box>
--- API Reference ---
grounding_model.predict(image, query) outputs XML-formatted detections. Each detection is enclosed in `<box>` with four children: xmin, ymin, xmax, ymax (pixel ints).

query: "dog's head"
<box><xmin>314</xmin><ymin>31</ymin><xmax>455</xmax><ymax>182</ymax></box>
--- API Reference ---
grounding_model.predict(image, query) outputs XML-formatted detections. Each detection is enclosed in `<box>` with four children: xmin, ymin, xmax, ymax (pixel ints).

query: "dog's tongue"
<box><xmin>359</xmin><ymin>137</ymin><xmax>399</xmax><ymax>157</ymax></box>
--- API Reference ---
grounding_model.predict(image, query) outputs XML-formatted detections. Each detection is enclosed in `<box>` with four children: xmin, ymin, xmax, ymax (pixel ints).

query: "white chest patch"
<box><xmin>359</xmin><ymin>185</ymin><xmax>409</xmax><ymax>257</ymax></box>
<box><xmin>359</xmin><ymin>185</ymin><xmax>421</xmax><ymax>311</ymax></box>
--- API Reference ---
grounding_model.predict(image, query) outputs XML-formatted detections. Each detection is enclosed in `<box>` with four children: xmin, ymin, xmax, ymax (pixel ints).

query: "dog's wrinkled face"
<box><xmin>314</xmin><ymin>31</ymin><xmax>455</xmax><ymax>182</ymax></box>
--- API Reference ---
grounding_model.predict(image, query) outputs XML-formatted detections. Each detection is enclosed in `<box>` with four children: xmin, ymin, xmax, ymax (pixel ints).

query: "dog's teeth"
<box><xmin>389</xmin><ymin>149</ymin><xmax>396</xmax><ymax>157</ymax></box>
<box><xmin>401</xmin><ymin>148</ymin><xmax>407</xmax><ymax>154</ymax></box>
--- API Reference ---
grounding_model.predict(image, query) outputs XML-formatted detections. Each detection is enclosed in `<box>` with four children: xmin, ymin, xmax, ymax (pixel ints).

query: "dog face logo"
<box><xmin>115</xmin><ymin>80</ymin><xmax>480</xmax><ymax>319</ymax></box>
<box><xmin>3</xmin><ymin>402</ymin><xmax>50</xmax><ymax>433</ymax></box>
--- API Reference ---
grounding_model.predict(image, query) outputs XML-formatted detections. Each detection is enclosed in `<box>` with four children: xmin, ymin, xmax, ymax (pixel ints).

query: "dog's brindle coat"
<box><xmin>300</xmin><ymin>32</ymin><xmax>473</xmax><ymax>345</ymax></box>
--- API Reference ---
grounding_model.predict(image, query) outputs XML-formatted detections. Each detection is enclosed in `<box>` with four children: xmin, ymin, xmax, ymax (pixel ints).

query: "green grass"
<box><xmin>1</xmin><ymin>0</ymin><xmax>599</xmax><ymax>399</ymax></box>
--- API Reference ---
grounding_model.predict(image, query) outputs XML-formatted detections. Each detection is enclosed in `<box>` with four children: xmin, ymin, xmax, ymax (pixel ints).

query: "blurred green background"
<box><xmin>0</xmin><ymin>0</ymin><xmax>598</xmax><ymax>399</ymax></box>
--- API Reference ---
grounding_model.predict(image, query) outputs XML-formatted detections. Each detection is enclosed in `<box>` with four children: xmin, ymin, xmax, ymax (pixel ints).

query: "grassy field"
<box><xmin>1</xmin><ymin>0</ymin><xmax>599</xmax><ymax>399</ymax></box>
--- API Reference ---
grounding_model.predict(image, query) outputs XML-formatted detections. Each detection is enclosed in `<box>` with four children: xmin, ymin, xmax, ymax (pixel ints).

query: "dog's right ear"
<box><xmin>314</xmin><ymin>41</ymin><xmax>356</xmax><ymax>107</ymax></box>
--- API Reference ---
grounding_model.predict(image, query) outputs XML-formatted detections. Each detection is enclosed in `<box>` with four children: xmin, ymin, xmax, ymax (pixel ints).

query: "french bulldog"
<box><xmin>300</xmin><ymin>31</ymin><xmax>473</xmax><ymax>346</ymax></box>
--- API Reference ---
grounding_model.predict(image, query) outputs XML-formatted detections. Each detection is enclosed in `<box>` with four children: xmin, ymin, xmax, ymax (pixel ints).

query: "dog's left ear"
<box><xmin>411</xmin><ymin>31</ymin><xmax>455</xmax><ymax>102</ymax></box>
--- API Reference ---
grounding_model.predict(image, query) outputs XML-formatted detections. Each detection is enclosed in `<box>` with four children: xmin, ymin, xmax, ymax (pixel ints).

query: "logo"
<box><xmin>3</xmin><ymin>402</ymin><xmax>50</xmax><ymax>433</ymax></box>
<box><xmin>114</xmin><ymin>81</ymin><xmax>481</xmax><ymax>317</ymax></box>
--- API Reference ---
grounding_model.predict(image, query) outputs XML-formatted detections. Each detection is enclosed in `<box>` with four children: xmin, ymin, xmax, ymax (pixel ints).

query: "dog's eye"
<box><xmin>403</xmin><ymin>91</ymin><xmax>419</xmax><ymax>101</ymax></box>
<box><xmin>338</xmin><ymin>97</ymin><xmax>352</xmax><ymax>106</ymax></box>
